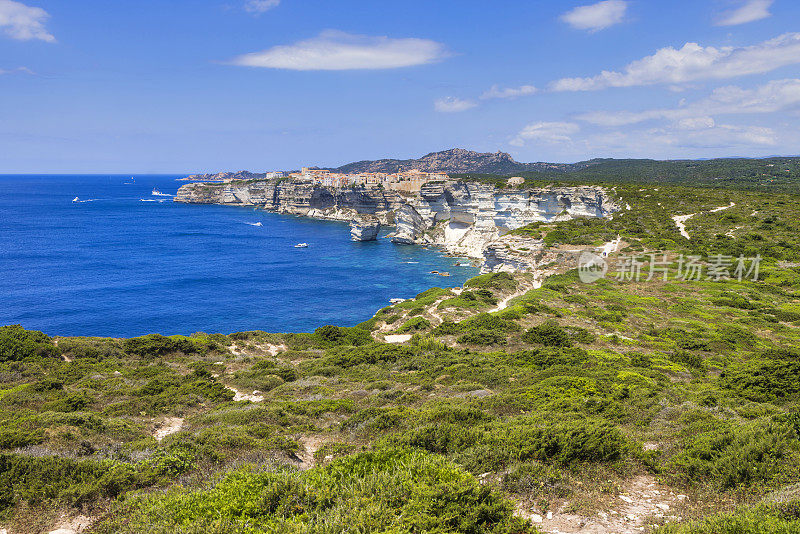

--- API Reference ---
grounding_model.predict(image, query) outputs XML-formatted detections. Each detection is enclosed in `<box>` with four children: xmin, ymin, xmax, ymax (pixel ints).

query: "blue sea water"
<box><xmin>0</xmin><ymin>175</ymin><xmax>478</xmax><ymax>338</ymax></box>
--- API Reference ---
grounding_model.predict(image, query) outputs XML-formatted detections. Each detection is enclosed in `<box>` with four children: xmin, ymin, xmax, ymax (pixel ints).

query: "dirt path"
<box><xmin>672</xmin><ymin>202</ymin><xmax>736</xmax><ymax>240</ymax></box>
<box><xmin>226</xmin><ymin>386</ymin><xmax>264</xmax><ymax>402</ymax></box>
<box><xmin>488</xmin><ymin>278</ymin><xmax>536</xmax><ymax>313</ymax></box>
<box><xmin>672</xmin><ymin>214</ymin><xmax>695</xmax><ymax>240</ymax></box>
<box><xmin>516</xmin><ymin>475</ymin><xmax>685</xmax><ymax>533</ymax></box>
<box><xmin>47</xmin><ymin>514</ymin><xmax>94</xmax><ymax>534</ymax></box>
<box><xmin>296</xmin><ymin>435</ymin><xmax>328</xmax><ymax>469</ymax></box>
<box><xmin>153</xmin><ymin>417</ymin><xmax>184</xmax><ymax>441</ymax></box>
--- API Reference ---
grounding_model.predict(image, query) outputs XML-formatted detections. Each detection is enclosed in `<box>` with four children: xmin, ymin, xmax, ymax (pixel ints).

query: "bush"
<box><xmin>502</xmin><ymin>461</ymin><xmax>566</xmax><ymax>496</ymax></box>
<box><xmin>458</xmin><ymin>329</ymin><xmax>508</xmax><ymax>345</ymax></box>
<box><xmin>396</xmin><ymin>317</ymin><xmax>432</xmax><ymax>333</ymax></box>
<box><xmin>668</xmin><ymin>413</ymin><xmax>800</xmax><ymax>489</ymax></box>
<box><xmin>0</xmin><ymin>325</ymin><xmax>58</xmax><ymax>362</ymax></box>
<box><xmin>92</xmin><ymin>449</ymin><xmax>533</xmax><ymax>534</ymax></box>
<box><xmin>0</xmin><ymin>453</ymin><xmax>140</xmax><ymax>511</ymax></box>
<box><xmin>313</xmin><ymin>325</ymin><xmax>372</xmax><ymax>346</ymax></box>
<box><xmin>523</xmin><ymin>321</ymin><xmax>573</xmax><ymax>347</ymax></box>
<box><xmin>122</xmin><ymin>334</ymin><xmax>219</xmax><ymax>359</ymax></box>
<box><xmin>656</xmin><ymin>501</ymin><xmax>800</xmax><ymax>533</ymax></box>
<box><xmin>433</xmin><ymin>314</ymin><xmax>520</xmax><ymax>336</ymax></box>
<box><xmin>722</xmin><ymin>359</ymin><xmax>800</xmax><ymax>402</ymax></box>
<box><xmin>670</xmin><ymin>350</ymin><xmax>704</xmax><ymax>370</ymax></box>
<box><xmin>464</xmin><ymin>272</ymin><xmax>517</xmax><ymax>291</ymax></box>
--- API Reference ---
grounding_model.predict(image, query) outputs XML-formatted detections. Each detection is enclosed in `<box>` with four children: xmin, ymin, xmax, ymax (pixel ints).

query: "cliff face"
<box><xmin>175</xmin><ymin>179</ymin><xmax>617</xmax><ymax>263</ymax></box>
<box><xmin>175</xmin><ymin>180</ymin><xmax>405</xmax><ymax>222</ymax></box>
<box><xmin>350</xmin><ymin>216</ymin><xmax>381</xmax><ymax>242</ymax></box>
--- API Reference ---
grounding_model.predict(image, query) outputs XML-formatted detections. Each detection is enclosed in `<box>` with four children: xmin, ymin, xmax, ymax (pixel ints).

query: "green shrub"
<box><xmin>656</xmin><ymin>501</ymin><xmax>800</xmax><ymax>533</ymax></box>
<box><xmin>523</xmin><ymin>321</ymin><xmax>573</xmax><ymax>348</ymax></box>
<box><xmin>0</xmin><ymin>453</ymin><xmax>140</xmax><ymax>511</ymax></box>
<box><xmin>92</xmin><ymin>449</ymin><xmax>533</xmax><ymax>534</ymax></box>
<box><xmin>722</xmin><ymin>359</ymin><xmax>800</xmax><ymax>402</ymax></box>
<box><xmin>313</xmin><ymin>325</ymin><xmax>372</xmax><ymax>346</ymax></box>
<box><xmin>502</xmin><ymin>461</ymin><xmax>566</xmax><ymax>497</ymax></box>
<box><xmin>0</xmin><ymin>325</ymin><xmax>58</xmax><ymax>362</ymax></box>
<box><xmin>122</xmin><ymin>334</ymin><xmax>219</xmax><ymax>359</ymax></box>
<box><xmin>458</xmin><ymin>329</ymin><xmax>508</xmax><ymax>345</ymax></box>
<box><xmin>668</xmin><ymin>413</ymin><xmax>800</xmax><ymax>489</ymax></box>
<box><xmin>396</xmin><ymin>317</ymin><xmax>432</xmax><ymax>333</ymax></box>
<box><xmin>670</xmin><ymin>350</ymin><xmax>704</xmax><ymax>370</ymax></box>
<box><xmin>465</xmin><ymin>272</ymin><xmax>517</xmax><ymax>291</ymax></box>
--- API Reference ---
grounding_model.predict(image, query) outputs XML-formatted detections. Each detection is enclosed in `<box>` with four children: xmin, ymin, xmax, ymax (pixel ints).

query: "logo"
<box><xmin>578</xmin><ymin>251</ymin><xmax>607</xmax><ymax>283</ymax></box>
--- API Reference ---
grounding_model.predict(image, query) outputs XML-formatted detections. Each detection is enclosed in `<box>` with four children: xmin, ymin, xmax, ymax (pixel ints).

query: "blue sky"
<box><xmin>1</xmin><ymin>0</ymin><xmax>799</xmax><ymax>172</ymax></box>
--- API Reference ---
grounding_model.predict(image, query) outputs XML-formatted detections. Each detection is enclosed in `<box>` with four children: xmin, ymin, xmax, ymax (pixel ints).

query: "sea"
<box><xmin>0</xmin><ymin>175</ymin><xmax>478</xmax><ymax>338</ymax></box>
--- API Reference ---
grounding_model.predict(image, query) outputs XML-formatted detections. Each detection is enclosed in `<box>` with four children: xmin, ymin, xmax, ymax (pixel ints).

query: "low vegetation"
<box><xmin>2</xmin><ymin>180</ymin><xmax>800</xmax><ymax>532</ymax></box>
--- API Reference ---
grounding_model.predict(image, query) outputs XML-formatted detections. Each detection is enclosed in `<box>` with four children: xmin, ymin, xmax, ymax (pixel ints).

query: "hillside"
<box><xmin>331</xmin><ymin>148</ymin><xmax>596</xmax><ymax>174</ymax></box>
<box><xmin>2</xmin><ymin>182</ymin><xmax>800</xmax><ymax>533</ymax></box>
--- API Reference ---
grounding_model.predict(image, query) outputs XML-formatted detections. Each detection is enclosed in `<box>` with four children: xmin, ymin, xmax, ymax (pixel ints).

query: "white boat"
<box><xmin>72</xmin><ymin>196</ymin><xmax>79</xmax><ymax>202</ymax></box>
<box><xmin>151</xmin><ymin>188</ymin><xmax>172</xmax><ymax>197</ymax></box>
<box><xmin>245</xmin><ymin>222</ymin><xmax>263</xmax><ymax>227</ymax></box>
<box><xmin>294</xmin><ymin>243</ymin><xmax>308</xmax><ymax>248</ymax></box>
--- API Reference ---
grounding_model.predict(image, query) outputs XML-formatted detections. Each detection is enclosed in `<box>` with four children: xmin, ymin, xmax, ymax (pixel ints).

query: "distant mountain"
<box><xmin>331</xmin><ymin>148</ymin><xmax>599</xmax><ymax>175</ymax></box>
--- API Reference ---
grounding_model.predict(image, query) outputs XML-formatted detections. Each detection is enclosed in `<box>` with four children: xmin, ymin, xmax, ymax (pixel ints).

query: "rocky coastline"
<box><xmin>174</xmin><ymin>179</ymin><xmax>618</xmax><ymax>273</ymax></box>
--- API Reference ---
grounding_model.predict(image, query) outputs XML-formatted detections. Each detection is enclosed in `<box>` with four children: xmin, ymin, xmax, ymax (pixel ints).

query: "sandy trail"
<box><xmin>226</xmin><ymin>386</ymin><xmax>264</xmax><ymax>402</ymax></box>
<box><xmin>384</xmin><ymin>334</ymin><xmax>412</xmax><ymax>343</ymax></box>
<box><xmin>516</xmin><ymin>475</ymin><xmax>685</xmax><ymax>534</ymax></box>
<box><xmin>488</xmin><ymin>277</ymin><xmax>538</xmax><ymax>313</ymax></box>
<box><xmin>672</xmin><ymin>202</ymin><xmax>736</xmax><ymax>240</ymax></box>
<box><xmin>672</xmin><ymin>214</ymin><xmax>695</xmax><ymax>240</ymax></box>
<box><xmin>709</xmin><ymin>201</ymin><xmax>735</xmax><ymax>213</ymax></box>
<box><xmin>154</xmin><ymin>417</ymin><xmax>184</xmax><ymax>441</ymax></box>
<box><xmin>296</xmin><ymin>435</ymin><xmax>328</xmax><ymax>469</ymax></box>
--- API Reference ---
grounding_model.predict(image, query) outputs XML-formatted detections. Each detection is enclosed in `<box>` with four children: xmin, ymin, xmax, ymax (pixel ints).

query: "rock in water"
<box><xmin>390</xmin><ymin>204</ymin><xmax>428</xmax><ymax>244</ymax></box>
<box><xmin>350</xmin><ymin>216</ymin><xmax>381</xmax><ymax>241</ymax></box>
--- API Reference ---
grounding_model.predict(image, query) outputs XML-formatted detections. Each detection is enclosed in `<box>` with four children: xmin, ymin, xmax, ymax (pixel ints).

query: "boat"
<box><xmin>151</xmin><ymin>188</ymin><xmax>172</xmax><ymax>197</ymax></box>
<box><xmin>429</xmin><ymin>270</ymin><xmax>440</xmax><ymax>275</ymax></box>
<box><xmin>294</xmin><ymin>243</ymin><xmax>308</xmax><ymax>248</ymax></box>
<box><xmin>245</xmin><ymin>222</ymin><xmax>263</xmax><ymax>227</ymax></box>
<box><xmin>439</xmin><ymin>272</ymin><xmax>451</xmax><ymax>277</ymax></box>
<box><xmin>72</xmin><ymin>197</ymin><xmax>79</xmax><ymax>202</ymax></box>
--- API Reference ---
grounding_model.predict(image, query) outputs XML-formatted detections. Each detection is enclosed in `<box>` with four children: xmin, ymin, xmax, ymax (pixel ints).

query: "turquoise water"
<box><xmin>0</xmin><ymin>175</ymin><xmax>478</xmax><ymax>337</ymax></box>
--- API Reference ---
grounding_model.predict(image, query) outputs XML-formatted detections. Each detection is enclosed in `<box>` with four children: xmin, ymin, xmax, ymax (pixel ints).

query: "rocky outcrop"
<box><xmin>350</xmin><ymin>216</ymin><xmax>381</xmax><ymax>241</ymax></box>
<box><xmin>389</xmin><ymin>205</ymin><xmax>428</xmax><ymax>244</ymax></box>
<box><xmin>333</xmin><ymin>148</ymin><xmax>600</xmax><ymax>175</ymax></box>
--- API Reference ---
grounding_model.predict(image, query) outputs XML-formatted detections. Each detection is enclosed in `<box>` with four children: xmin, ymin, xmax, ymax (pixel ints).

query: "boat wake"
<box><xmin>402</xmin><ymin>261</ymin><xmax>420</xmax><ymax>264</ymax></box>
<box><xmin>72</xmin><ymin>197</ymin><xmax>99</xmax><ymax>203</ymax></box>
<box><xmin>140</xmin><ymin>199</ymin><xmax>166</xmax><ymax>203</ymax></box>
<box><xmin>151</xmin><ymin>188</ymin><xmax>173</xmax><ymax>197</ymax></box>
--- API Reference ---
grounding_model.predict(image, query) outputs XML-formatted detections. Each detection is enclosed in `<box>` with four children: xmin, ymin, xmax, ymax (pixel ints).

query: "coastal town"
<box><xmin>189</xmin><ymin>167</ymin><xmax>452</xmax><ymax>193</ymax></box>
<box><xmin>293</xmin><ymin>167</ymin><xmax>450</xmax><ymax>192</ymax></box>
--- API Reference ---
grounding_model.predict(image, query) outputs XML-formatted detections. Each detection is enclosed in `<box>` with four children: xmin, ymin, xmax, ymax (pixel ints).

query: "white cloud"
<box><xmin>716</xmin><ymin>0</ymin><xmax>773</xmax><ymax>26</ymax></box>
<box><xmin>675</xmin><ymin>116</ymin><xmax>716</xmax><ymax>130</ymax></box>
<box><xmin>550</xmin><ymin>33</ymin><xmax>800</xmax><ymax>91</ymax></box>
<box><xmin>434</xmin><ymin>97</ymin><xmax>477</xmax><ymax>113</ymax></box>
<box><xmin>652</xmin><ymin>123</ymin><xmax>777</xmax><ymax>147</ymax></box>
<box><xmin>481</xmin><ymin>84</ymin><xmax>538</xmax><ymax>100</ymax></box>
<box><xmin>578</xmin><ymin>78</ymin><xmax>800</xmax><ymax>126</ymax></box>
<box><xmin>0</xmin><ymin>65</ymin><xmax>33</xmax><ymax>75</ymax></box>
<box><xmin>244</xmin><ymin>0</ymin><xmax>280</xmax><ymax>14</ymax></box>
<box><xmin>511</xmin><ymin>121</ymin><xmax>580</xmax><ymax>146</ymax></box>
<box><xmin>560</xmin><ymin>0</ymin><xmax>627</xmax><ymax>32</ymax></box>
<box><xmin>0</xmin><ymin>0</ymin><xmax>53</xmax><ymax>42</ymax></box>
<box><xmin>228</xmin><ymin>30</ymin><xmax>449</xmax><ymax>71</ymax></box>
